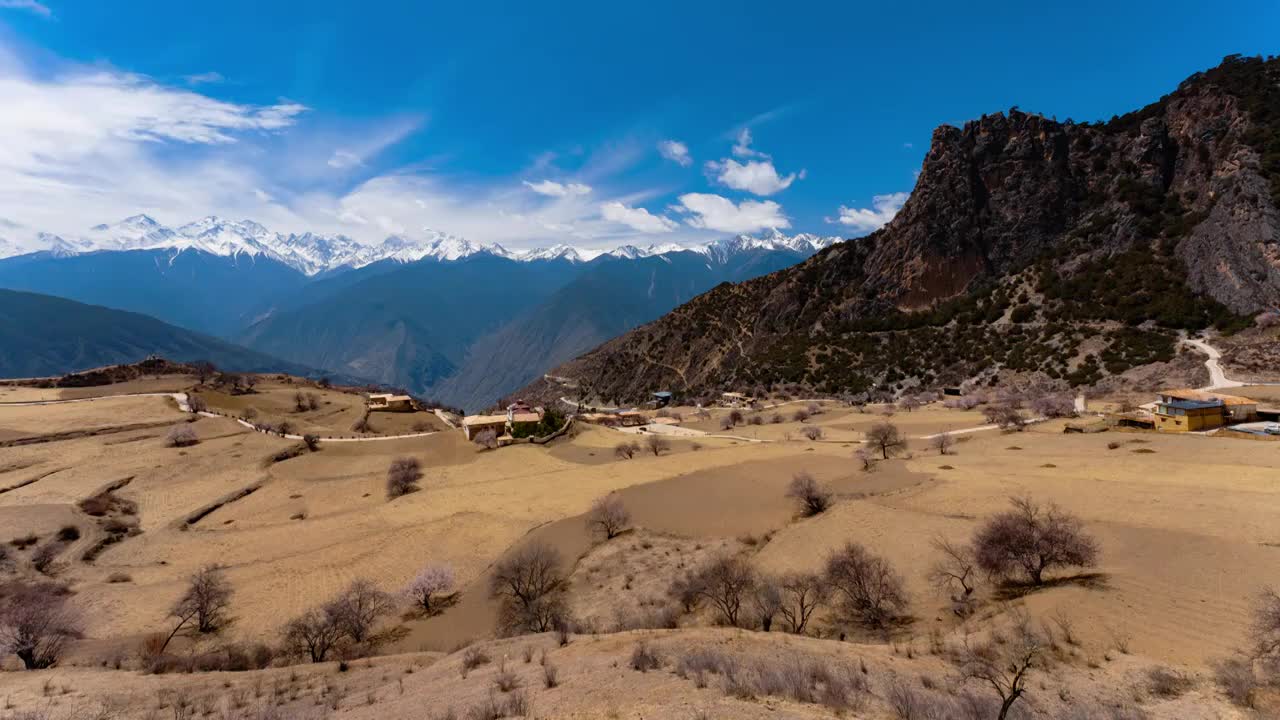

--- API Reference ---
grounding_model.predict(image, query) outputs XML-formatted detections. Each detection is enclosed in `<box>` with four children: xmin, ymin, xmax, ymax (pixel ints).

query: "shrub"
<box><xmin>750</xmin><ymin>577</ymin><xmax>783</xmax><ymax>631</ymax></box>
<box><xmin>823</xmin><ymin>543</ymin><xmax>908</xmax><ymax>630</ymax></box>
<box><xmin>645</xmin><ymin>434</ymin><xmax>670</xmax><ymax>456</ymax></box>
<box><xmin>983</xmin><ymin>404</ymin><xmax>1027</xmax><ymax>431</ymax></box>
<box><xmin>107</xmin><ymin>572</ymin><xmax>132</xmax><ymax>583</ymax></box>
<box><xmin>405</xmin><ymin>564</ymin><xmax>455</xmax><ymax>613</ymax></box>
<box><xmin>462</xmin><ymin>645</ymin><xmax>491</xmax><ymax>672</ymax></box>
<box><xmin>614</xmin><ymin>441</ymin><xmax>639</xmax><ymax>459</ymax></box>
<box><xmin>973</xmin><ymin>497</ymin><xmax>1099</xmax><ymax>585</ymax></box>
<box><xmin>187</xmin><ymin>394</ymin><xmax>208</xmax><ymax>413</ymax></box>
<box><xmin>473</xmin><ymin>428</ymin><xmax>498</xmax><ymax>450</ymax></box>
<box><xmin>386</xmin><ymin>457</ymin><xmax>423</xmax><ymax>498</ymax></box>
<box><xmin>930</xmin><ymin>432</ymin><xmax>954</xmax><ymax>455</ymax></box>
<box><xmin>854</xmin><ymin>447</ymin><xmax>875</xmax><ymax>471</ymax></box>
<box><xmin>727</xmin><ymin>410</ymin><xmax>745</xmax><ymax>426</ymax></box>
<box><xmin>748</xmin><ymin>415</ymin><xmax>764</xmax><ymax>425</ymax></box>
<box><xmin>493</xmin><ymin>658</ymin><xmax>521</xmax><ymax>691</ymax></box>
<box><xmin>165</xmin><ymin>425</ymin><xmax>199</xmax><ymax>448</ymax></box>
<box><xmin>1146</xmin><ymin>666</ymin><xmax>1193</xmax><ymax>698</ymax></box>
<box><xmin>667</xmin><ymin>570</ymin><xmax>706</xmax><ymax>613</ymax></box>
<box><xmin>802</xmin><ymin>426</ymin><xmax>824</xmax><ymax>441</ymax></box>
<box><xmin>1212</xmin><ymin>656</ymin><xmax>1257</xmax><ymax>707</ymax></box>
<box><xmin>1029</xmin><ymin>393</ymin><xmax>1076</xmax><ymax>418</ymax></box>
<box><xmin>792</xmin><ymin>409</ymin><xmax>810</xmax><ymax>422</ymax></box>
<box><xmin>302</xmin><ymin>433</ymin><xmax>320</xmax><ymax>451</ymax></box>
<box><xmin>586</xmin><ymin>493</ymin><xmax>631</xmax><ymax>540</ymax></box>
<box><xmin>630</xmin><ymin>641</ymin><xmax>662</xmax><ymax>672</ymax></box>
<box><xmin>31</xmin><ymin>544</ymin><xmax>62</xmax><ymax>575</ymax></box>
<box><xmin>542</xmin><ymin>657</ymin><xmax>559</xmax><ymax>688</ymax></box>
<box><xmin>786</xmin><ymin>472</ymin><xmax>832</xmax><ymax>516</ymax></box>
<box><xmin>1253</xmin><ymin>586</ymin><xmax>1280</xmax><ymax>659</ymax></box>
<box><xmin>56</xmin><ymin>526</ymin><xmax>80</xmax><ymax>542</ymax></box>
<box><xmin>770</xmin><ymin>413</ymin><xmax>784</xmax><ymax>424</ymax></box>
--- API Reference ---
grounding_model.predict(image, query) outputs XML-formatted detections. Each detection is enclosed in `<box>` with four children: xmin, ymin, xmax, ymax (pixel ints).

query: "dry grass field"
<box><xmin>191</xmin><ymin>380</ymin><xmax>446</xmax><ymax>438</ymax></box>
<box><xmin>1</xmin><ymin>384</ymin><xmax>1278</xmax><ymax>718</ymax></box>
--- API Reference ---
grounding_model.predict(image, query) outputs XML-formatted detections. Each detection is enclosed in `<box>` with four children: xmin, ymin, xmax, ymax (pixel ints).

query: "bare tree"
<box><xmin>294</xmin><ymin>390</ymin><xmax>309</xmax><ymax>413</ymax></box>
<box><xmin>282</xmin><ymin>608</ymin><xmax>344</xmax><ymax>663</ymax></box>
<box><xmin>792</xmin><ymin>408</ymin><xmax>811</xmax><ymax>423</ymax></box>
<box><xmin>865</xmin><ymin>422</ymin><xmax>906</xmax><ymax>459</ymax></box>
<box><xmin>386</xmin><ymin>457</ymin><xmax>423</xmax><ymax>498</ymax></box>
<box><xmin>802</xmin><ymin>425</ymin><xmax>824</xmax><ymax>441</ymax></box>
<box><xmin>645</xmin><ymin>434</ymin><xmax>670</xmax><ymax>456</ymax></box>
<box><xmin>693</xmin><ymin>554</ymin><xmax>757</xmax><ymax>627</ymax></box>
<box><xmin>193</xmin><ymin>362</ymin><xmax>216</xmax><ymax>385</ymax></box>
<box><xmin>727</xmin><ymin>410</ymin><xmax>745</xmax><ymax>426</ymax></box>
<box><xmin>172</xmin><ymin>565</ymin><xmax>233</xmax><ymax>634</ymax></box>
<box><xmin>777</xmin><ymin>572</ymin><xmax>826</xmax><ymax>635</ymax></box>
<box><xmin>165</xmin><ymin>424</ymin><xmax>199</xmax><ymax>448</ymax></box>
<box><xmin>974</xmin><ymin>497</ymin><xmax>1098</xmax><ymax>585</ymax></box>
<box><xmin>1029</xmin><ymin>394</ymin><xmax>1075</xmax><ymax>418</ymax></box>
<box><xmin>473</xmin><ymin>428</ymin><xmax>499</xmax><ymax>450</ymax></box>
<box><xmin>719</xmin><ymin>416</ymin><xmax>735</xmax><ymax>431</ymax></box>
<box><xmin>824</xmin><ymin>543</ymin><xmax>909</xmax><ymax>630</ymax></box>
<box><xmin>0</xmin><ymin>582</ymin><xmax>82</xmax><ymax>669</ymax></box>
<box><xmin>983</xmin><ymin>404</ymin><xmax>1027</xmax><ymax>431</ymax></box>
<box><xmin>614</xmin><ymin>441</ymin><xmax>638</xmax><ymax>460</ymax></box>
<box><xmin>491</xmin><ymin>543</ymin><xmax>566</xmax><ymax>634</ymax></box>
<box><xmin>331</xmin><ymin>579</ymin><xmax>395</xmax><ymax>645</ymax></box>
<box><xmin>667</xmin><ymin>570</ymin><xmax>705</xmax><ymax>613</ymax></box>
<box><xmin>930</xmin><ymin>432</ymin><xmax>954</xmax><ymax>455</ymax></box>
<box><xmin>957</xmin><ymin>611</ymin><xmax>1044</xmax><ymax>720</ymax></box>
<box><xmin>405</xmin><ymin>564</ymin><xmax>455</xmax><ymax>614</ymax></box>
<box><xmin>187</xmin><ymin>394</ymin><xmax>208</xmax><ymax>413</ymax></box>
<box><xmin>786</xmin><ymin>471</ymin><xmax>832</xmax><ymax>517</ymax></box>
<box><xmin>586</xmin><ymin>493</ymin><xmax>631</xmax><ymax>540</ymax></box>
<box><xmin>242</xmin><ymin>406</ymin><xmax>258</xmax><ymax>421</ymax></box>
<box><xmin>750</xmin><ymin>576</ymin><xmax>783</xmax><ymax>631</ymax></box>
<box><xmin>928</xmin><ymin>537</ymin><xmax>979</xmax><ymax>616</ymax></box>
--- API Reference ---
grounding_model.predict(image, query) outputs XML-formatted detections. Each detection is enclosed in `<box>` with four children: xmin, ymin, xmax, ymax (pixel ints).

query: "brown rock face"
<box><xmin>519</xmin><ymin>56</ymin><xmax>1280</xmax><ymax>405</ymax></box>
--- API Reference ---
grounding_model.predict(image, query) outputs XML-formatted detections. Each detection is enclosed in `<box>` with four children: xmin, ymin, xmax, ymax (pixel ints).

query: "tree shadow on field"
<box><xmin>991</xmin><ymin>572</ymin><xmax>1110</xmax><ymax>602</ymax></box>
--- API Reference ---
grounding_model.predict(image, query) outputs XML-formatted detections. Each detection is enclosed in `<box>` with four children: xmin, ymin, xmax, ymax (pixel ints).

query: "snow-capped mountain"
<box><xmin>0</xmin><ymin>217</ymin><xmax>844</xmax><ymax>275</ymax></box>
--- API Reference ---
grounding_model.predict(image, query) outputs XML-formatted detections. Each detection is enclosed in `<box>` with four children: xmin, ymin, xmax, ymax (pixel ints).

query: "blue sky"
<box><xmin>1</xmin><ymin>0</ymin><xmax>1276</xmax><ymax>250</ymax></box>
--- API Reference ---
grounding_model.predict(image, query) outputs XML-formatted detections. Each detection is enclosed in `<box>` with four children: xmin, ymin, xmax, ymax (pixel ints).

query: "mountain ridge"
<box><xmin>515</xmin><ymin>55</ymin><xmax>1280</xmax><ymax>406</ymax></box>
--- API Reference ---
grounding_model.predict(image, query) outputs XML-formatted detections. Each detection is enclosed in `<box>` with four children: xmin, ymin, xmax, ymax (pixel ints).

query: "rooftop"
<box><xmin>1160</xmin><ymin>389</ymin><xmax>1256</xmax><ymax>406</ymax></box>
<box><xmin>1158</xmin><ymin>398</ymin><xmax>1225</xmax><ymax>411</ymax></box>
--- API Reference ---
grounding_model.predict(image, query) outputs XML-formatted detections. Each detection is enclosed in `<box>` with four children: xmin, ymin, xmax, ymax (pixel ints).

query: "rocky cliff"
<box><xmin>519</xmin><ymin>55</ymin><xmax>1280</xmax><ymax>405</ymax></box>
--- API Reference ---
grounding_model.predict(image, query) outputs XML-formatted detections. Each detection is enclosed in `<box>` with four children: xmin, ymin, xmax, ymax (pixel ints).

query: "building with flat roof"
<box><xmin>1158</xmin><ymin>389</ymin><xmax>1257</xmax><ymax>422</ymax></box>
<box><xmin>367</xmin><ymin>393</ymin><xmax>414</xmax><ymax>412</ymax></box>
<box><xmin>1154</xmin><ymin>397</ymin><xmax>1226</xmax><ymax>432</ymax></box>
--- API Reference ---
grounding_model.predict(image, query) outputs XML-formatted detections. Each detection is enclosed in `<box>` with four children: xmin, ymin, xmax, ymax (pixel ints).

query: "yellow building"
<box><xmin>1153</xmin><ymin>397</ymin><xmax>1226</xmax><ymax>432</ymax></box>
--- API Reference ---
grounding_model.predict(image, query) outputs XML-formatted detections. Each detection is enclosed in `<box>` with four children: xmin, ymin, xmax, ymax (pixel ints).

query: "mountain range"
<box><xmin>0</xmin><ymin>224</ymin><xmax>842</xmax><ymax>409</ymax></box>
<box><xmin>517</xmin><ymin>55</ymin><xmax>1280</xmax><ymax>406</ymax></box>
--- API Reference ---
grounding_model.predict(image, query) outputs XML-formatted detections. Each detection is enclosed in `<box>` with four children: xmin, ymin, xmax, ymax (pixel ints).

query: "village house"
<box><xmin>1153</xmin><ymin>396</ymin><xmax>1226</xmax><ymax>432</ymax></box>
<box><xmin>366</xmin><ymin>393</ymin><xmax>414</xmax><ymax>412</ymax></box>
<box><xmin>720</xmin><ymin>391</ymin><xmax>754</xmax><ymax>408</ymax></box>
<box><xmin>461</xmin><ymin>402</ymin><xmax>544</xmax><ymax>441</ymax></box>
<box><xmin>1158</xmin><ymin>389</ymin><xmax>1258</xmax><ymax>424</ymax></box>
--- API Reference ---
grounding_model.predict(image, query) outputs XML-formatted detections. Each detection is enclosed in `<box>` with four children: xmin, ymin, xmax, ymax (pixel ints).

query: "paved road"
<box><xmin>1182</xmin><ymin>336</ymin><xmax>1245</xmax><ymax>390</ymax></box>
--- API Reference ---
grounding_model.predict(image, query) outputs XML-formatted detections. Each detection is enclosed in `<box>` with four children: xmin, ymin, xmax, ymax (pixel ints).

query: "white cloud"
<box><xmin>731</xmin><ymin>128</ymin><xmax>768</xmax><ymax>159</ymax></box>
<box><xmin>522</xmin><ymin>179</ymin><xmax>592</xmax><ymax>197</ymax></box>
<box><xmin>707</xmin><ymin>157</ymin><xmax>799</xmax><ymax>196</ymax></box>
<box><xmin>828</xmin><ymin>192</ymin><xmax>908</xmax><ymax>233</ymax></box>
<box><xmin>183</xmin><ymin>72</ymin><xmax>225</xmax><ymax>86</ymax></box>
<box><xmin>675</xmin><ymin>193</ymin><xmax>789</xmax><ymax>233</ymax></box>
<box><xmin>657</xmin><ymin>139</ymin><xmax>691</xmax><ymax>167</ymax></box>
<box><xmin>600</xmin><ymin>201</ymin><xmax>676</xmax><ymax>233</ymax></box>
<box><xmin>0</xmin><ymin>0</ymin><xmax>51</xmax><ymax>17</ymax></box>
<box><xmin>327</xmin><ymin>150</ymin><xmax>363</xmax><ymax>169</ymax></box>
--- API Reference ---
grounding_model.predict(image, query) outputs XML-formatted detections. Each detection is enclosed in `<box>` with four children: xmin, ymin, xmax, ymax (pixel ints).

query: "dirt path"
<box><xmin>1183</xmin><ymin>336</ymin><xmax>1244</xmax><ymax>390</ymax></box>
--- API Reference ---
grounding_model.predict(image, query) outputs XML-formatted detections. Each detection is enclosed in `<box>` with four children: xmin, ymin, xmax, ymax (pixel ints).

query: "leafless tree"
<box><xmin>983</xmin><ymin>404</ymin><xmax>1027</xmax><ymax>431</ymax></box>
<box><xmin>854</xmin><ymin>447</ymin><xmax>875</xmax><ymax>471</ymax></box>
<box><xmin>824</xmin><ymin>543</ymin><xmax>909</xmax><ymax>630</ymax></box>
<box><xmin>792</xmin><ymin>408</ymin><xmax>811</xmax><ymax>423</ymax></box>
<box><xmin>645</xmin><ymin>434</ymin><xmax>670</xmax><ymax>456</ymax></box>
<box><xmin>956</xmin><ymin>611</ymin><xmax>1044</xmax><ymax>720</ymax></box>
<box><xmin>328</xmin><ymin>579</ymin><xmax>395</xmax><ymax>644</ymax></box>
<box><xmin>898</xmin><ymin>395</ymin><xmax>923</xmax><ymax>413</ymax></box>
<box><xmin>193</xmin><ymin>362</ymin><xmax>215</xmax><ymax>385</ymax></box>
<box><xmin>294</xmin><ymin>390</ymin><xmax>309</xmax><ymax>412</ymax></box>
<box><xmin>973</xmin><ymin>497</ymin><xmax>1099</xmax><ymax>585</ymax></box>
<box><xmin>473</xmin><ymin>428</ymin><xmax>499</xmax><ymax>450</ymax></box>
<box><xmin>930</xmin><ymin>432</ymin><xmax>954</xmax><ymax>455</ymax></box>
<box><xmin>491</xmin><ymin>542</ymin><xmax>566</xmax><ymax>633</ymax></box>
<box><xmin>727</xmin><ymin>410</ymin><xmax>745</xmax><ymax>426</ymax></box>
<box><xmin>306</xmin><ymin>392</ymin><xmax>321</xmax><ymax>411</ymax></box>
<box><xmin>1029</xmin><ymin>394</ymin><xmax>1075</xmax><ymax>418</ymax></box>
<box><xmin>750</xmin><ymin>576</ymin><xmax>783</xmax><ymax>631</ymax></box>
<box><xmin>242</xmin><ymin>406</ymin><xmax>258</xmax><ymax>421</ymax></box>
<box><xmin>614</xmin><ymin>441</ymin><xmax>638</xmax><ymax>459</ymax></box>
<box><xmin>928</xmin><ymin>537</ymin><xmax>979</xmax><ymax>616</ymax></box>
<box><xmin>0</xmin><ymin>582</ymin><xmax>82</xmax><ymax>669</ymax></box>
<box><xmin>587</xmin><ymin>493</ymin><xmax>631</xmax><ymax>540</ymax></box>
<box><xmin>172</xmin><ymin>565</ymin><xmax>233</xmax><ymax>635</ymax></box>
<box><xmin>667</xmin><ymin>571</ymin><xmax>705</xmax><ymax>613</ymax></box>
<box><xmin>405</xmin><ymin>564</ymin><xmax>455</xmax><ymax>613</ymax></box>
<box><xmin>282</xmin><ymin>608</ymin><xmax>344</xmax><ymax>663</ymax></box>
<box><xmin>693</xmin><ymin>554</ymin><xmax>757</xmax><ymax>627</ymax></box>
<box><xmin>165</xmin><ymin>424</ymin><xmax>199</xmax><ymax>448</ymax></box>
<box><xmin>865</xmin><ymin>422</ymin><xmax>906</xmax><ymax>459</ymax></box>
<box><xmin>386</xmin><ymin>457</ymin><xmax>422</xmax><ymax>498</ymax></box>
<box><xmin>352</xmin><ymin>412</ymin><xmax>373</xmax><ymax>433</ymax></box>
<box><xmin>786</xmin><ymin>471</ymin><xmax>832</xmax><ymax>516</ymax></box>
<box><xmin>802</xmin><ymin>425</ymin><xmax>824</xmax><ymax>441</ymax></box>
<box><xmin>187</xmin><ymin>394</ymin><xmax>208</xmax><ymax>413</ymax></box>
<box><xmin>777</xmin><ymin>572</ymin><xmax>826</xmax><ymax>635</ymax></box>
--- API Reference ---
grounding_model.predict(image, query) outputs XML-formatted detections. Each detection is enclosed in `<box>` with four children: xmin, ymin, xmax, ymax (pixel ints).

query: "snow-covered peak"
<box><xmin>516</xmin><ymin>244</ymin><xmax>584</xmax><ymax>263</ymax></box>
<box><xmin>7</xmin><ymin>217</ymin><xmax>845</xmax><ymax>274</ymax></box>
